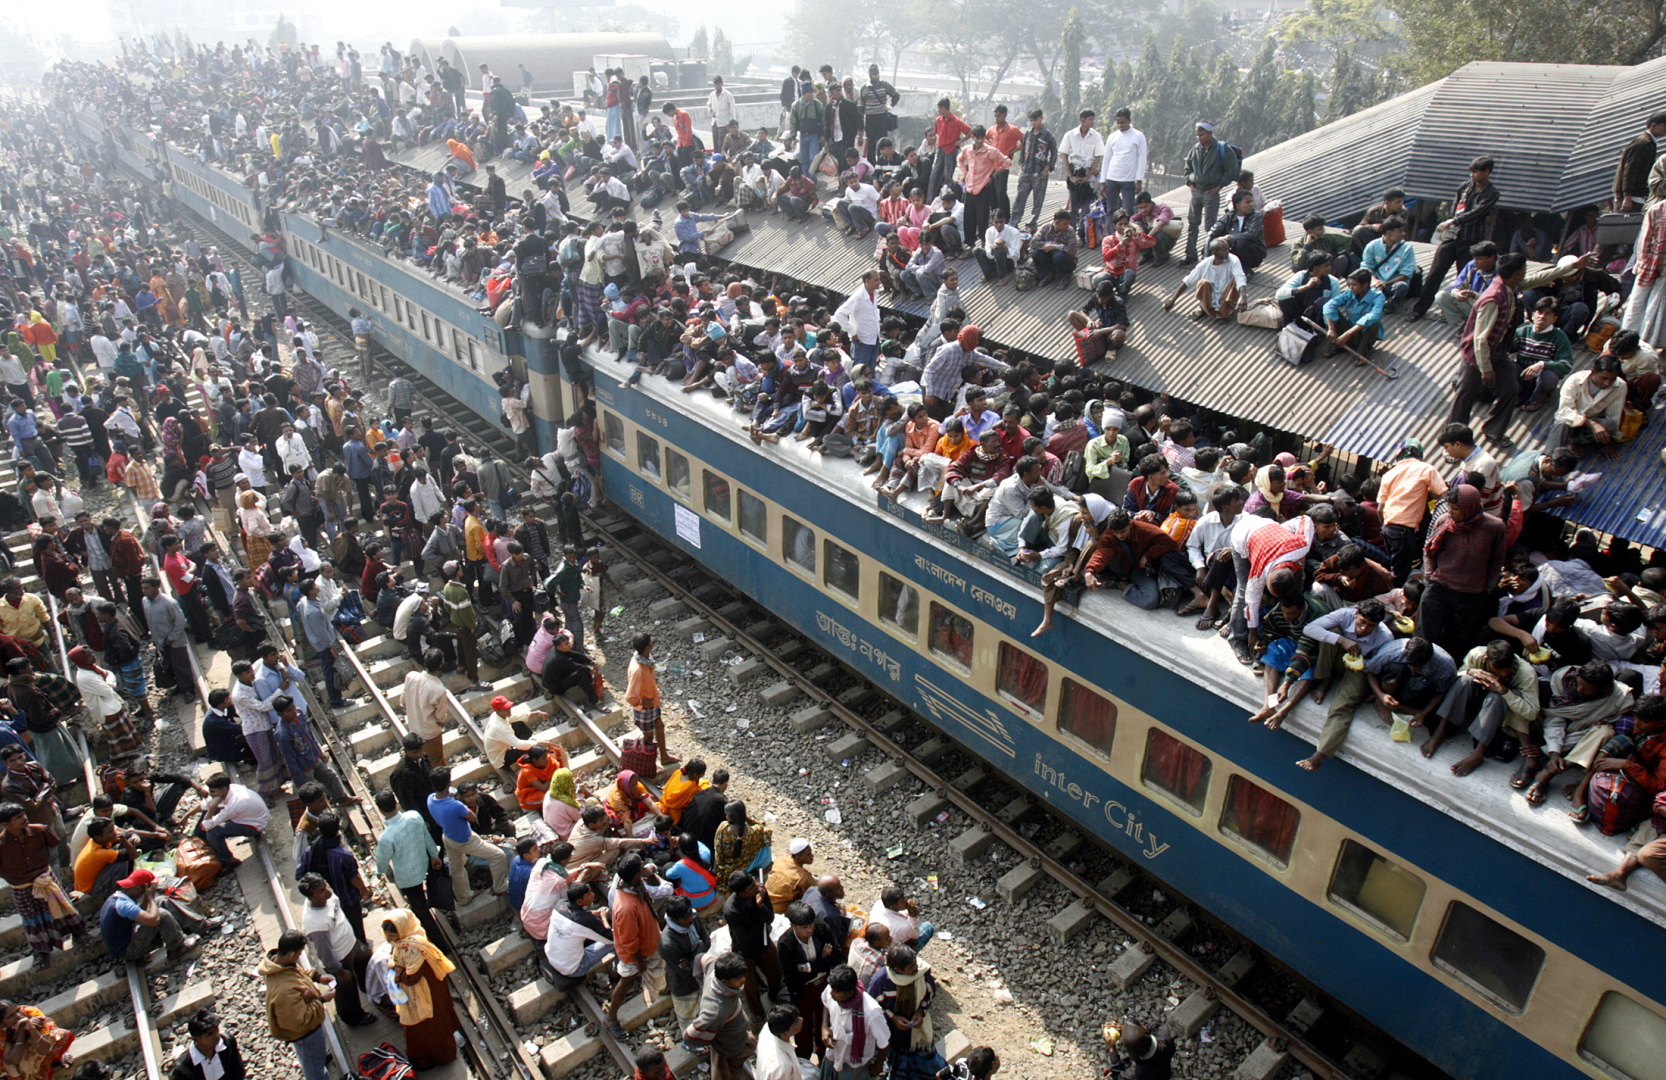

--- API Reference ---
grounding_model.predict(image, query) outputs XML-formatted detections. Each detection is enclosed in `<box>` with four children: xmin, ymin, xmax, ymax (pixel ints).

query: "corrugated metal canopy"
<box><xmin>1402</xmin><ymin>62</ymin><xmax>1620</xmax><ymax>213</ymax></box>
<box><xmin>1152</xmin><ymin>57</ymin><xmax>1666</xmax><ymax>222</ymax></box>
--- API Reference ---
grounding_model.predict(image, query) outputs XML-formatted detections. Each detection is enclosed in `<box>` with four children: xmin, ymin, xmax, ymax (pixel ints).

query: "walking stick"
<box><xmin>1299</xmin><ymin>317</ymin><xmax>1398</xmax><ymax>379</ymax></box>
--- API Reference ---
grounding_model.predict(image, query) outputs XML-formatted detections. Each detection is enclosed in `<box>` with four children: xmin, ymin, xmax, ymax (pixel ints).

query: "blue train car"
<box><xmin>89</xmin><ymin>115</ymin><xmax>1666</xmax><ymax>1080</ymax></box>
<box><xmin>587</xmin><ymin>357</ymin><xmax>1666</xmax><ymax>1080</ymax></box>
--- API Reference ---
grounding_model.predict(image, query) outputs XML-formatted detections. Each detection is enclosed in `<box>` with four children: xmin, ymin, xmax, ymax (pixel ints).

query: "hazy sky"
<box><xmin>23</xmin><ymin>0</ymin><xmax>786</xmax><ymax>54</ymax></box>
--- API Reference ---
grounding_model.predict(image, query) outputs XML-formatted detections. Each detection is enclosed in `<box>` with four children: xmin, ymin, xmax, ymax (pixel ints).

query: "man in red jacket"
<box><xmin>605</xmin><ymin>853</ymin><xmax>665</xmax><ymax>1040</ymax></box>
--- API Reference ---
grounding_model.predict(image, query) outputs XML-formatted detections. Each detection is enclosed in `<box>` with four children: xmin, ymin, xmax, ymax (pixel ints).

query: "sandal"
<box><xmin>1524</xmin><ymin>782</ymin><xmax>1549</xmax><ymax>806</ymax></box>
<box><xmin>1196</xmin><ymin>614</ymin><xmax>1225</xmax><ymax>632</ymax></box>
<box><xmin>1509</xmin><ymin>759</ymin><xmax>1536</xmax><ymax>789</ymax></box>
<box><xmin>1568</xmin><ymin>804</ymin><xmax>1590</xmax><ymax>824</ymax></box>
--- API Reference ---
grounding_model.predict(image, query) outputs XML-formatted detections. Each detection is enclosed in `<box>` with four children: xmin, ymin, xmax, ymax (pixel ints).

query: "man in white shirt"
<box><xmin>868</xmin><ymin>885</ymin><xmax>934</xmax><ymax>950</ymax></box>
<box><xmin>89</xmin><ymin>332</ymin><xmax>118</xmax><ymax>370</ymax></box>
<box><xmin>298</xmin><ymin>874</ymin><xmax>376</xmax><ymax>1026</ymax></box>
<box><xmin>237</xmin><ymin>437</ymin><xmax>268</xmax><ymax>492</ymax></box>
<box><xmin>1099</xmin><ymin>106</ymin><xmax>1148</xmax><ymax>218</ymax></box>
<box><xmin>756</xmin><ymin>1006</ymin><xmax>804</xmax><ymax>1080</ymax></box>
<box><xmin>833</xmin><ymin>271</ymin><xmax>882</xmax><ymax>371</ymax></box>
<box><xmin>833</xmin><ymin>176</ymin><xmax>881</xmax><ymax>239</ymax></box>
<box><xmin>1164</xmin><ymin>238</ymin><xmax>1247</xmax><ymax>320</ymax></box>
<box><xmin>602</xmin><ymin>135</ymin><xmax>639</xmax><ymax>171</ymax></box>
<box><xmin>197</xmin><ymin>772</ymin><xmax>271</xmax><ymax>866</ymax></box>
<box><xmin>974</xmin><ymin>208</ymin><xmax>1024</xmax><ymax>284</ymax></box>
<box><xmin>706</xmin><ymin>76</ymin><xmax>738</xmax><ymax>152</ymax></box>
<box><xmin>821</xmin><ymin>967</ymin><xmax>889</xmax><ymax>1075</ymax></box>
<box><xmin>1057</xmin><ymin>108</ymin><xmax>1105</xmax><ymax>229</ymax></box>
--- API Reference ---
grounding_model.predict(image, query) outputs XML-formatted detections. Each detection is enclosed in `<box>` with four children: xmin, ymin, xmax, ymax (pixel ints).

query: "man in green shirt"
<box><xmin>1182</xmin><ymin>120</ymin><xmax>1237</xmax><ymax>264</ymax></box>
<box><xmin>546</xmin><ymin>545</ymin><xmax>586</xmax><ymax>651</ymax></box>
<box><xmin>441</xmin><ymin>560</ymin><xmax>490</xmax><ymax>691</ymax></box>
<box><xmin>1290</xmin><ymin>214</ymin><xmax>1357</xmax><ymax>276</ymax></box>
<box><xmin>1515</xmin><ymin>297</ymin><xmax>1576</xmax><ymax>412</ymax></box>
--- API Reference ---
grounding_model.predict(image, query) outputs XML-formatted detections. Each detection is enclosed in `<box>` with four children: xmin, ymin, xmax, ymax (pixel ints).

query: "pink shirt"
<box><xmin>956</xmin><ymin>143</ymin><xmax>1008</xmax><ymax>195</ymax></box>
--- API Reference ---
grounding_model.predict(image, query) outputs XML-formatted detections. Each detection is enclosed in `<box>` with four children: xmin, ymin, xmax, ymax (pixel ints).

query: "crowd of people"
<box><xmin>16</xmin><ymin>29</ymin><xmax>1666</xmax><ymax>1080</ymax></box>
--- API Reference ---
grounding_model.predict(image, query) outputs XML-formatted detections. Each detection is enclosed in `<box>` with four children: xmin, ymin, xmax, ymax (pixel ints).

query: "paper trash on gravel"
<box><xmin>687</xmin><ymin>700</ymin><xmax>705</xmax><ymax>718</ymax></box>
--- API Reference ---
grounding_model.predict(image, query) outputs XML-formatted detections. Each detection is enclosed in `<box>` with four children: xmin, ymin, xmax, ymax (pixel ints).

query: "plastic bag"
<box><xmin>1390</xmin><ymin>714</ymin><xmax>1413</xmax><ymax>742</ymax></box>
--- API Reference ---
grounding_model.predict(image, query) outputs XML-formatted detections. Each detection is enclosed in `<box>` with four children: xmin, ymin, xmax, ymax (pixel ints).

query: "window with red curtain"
<box><xmin>997</xmin><ymin>643</ymin><xmax>1049</xmax><ymax>716</ymax></box>
<box><xmin>1220</xmin><ymin>775</ymin><xmax>1301</xmax><ymax>866</ymax></box>
<box><xmin>929</xmin><ymin>603</ymin><xmax>973</xmax><ymax>670</ymax></box>
<box><xmin>1141</xmin><ymin>729</ymin><xmax>1212</xmax><ymax>812</ymax></box>
<box><xmin>1059</xmin><ymin>679</ymin><xmax>1117</xmax><ymax>755</ymax></box>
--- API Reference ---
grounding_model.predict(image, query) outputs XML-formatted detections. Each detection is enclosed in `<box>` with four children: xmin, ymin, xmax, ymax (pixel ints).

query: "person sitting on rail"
<box><xmin>100</xmin><ymin>866</ymin><xmax>218</xmax><ymax>969</ymax></box>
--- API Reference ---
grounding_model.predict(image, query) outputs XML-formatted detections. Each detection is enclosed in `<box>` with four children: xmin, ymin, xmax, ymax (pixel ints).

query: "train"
<box><xmin>67</xmin><ymin>105</ymin><xmax>1666</xmax><ymax>1080</ymax></box>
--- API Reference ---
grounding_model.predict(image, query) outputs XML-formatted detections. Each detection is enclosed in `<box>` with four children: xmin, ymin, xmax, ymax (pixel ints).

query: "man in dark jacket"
<box><xmin>723</xmin><ymin>871</ymin><xmax>786</xmax><ymax>1021</ymax></box>
<box><xmin>679</xmin><ymin>768</ymin><xmax>730</xmax><ymax>851</ymax></box>
<box><xmin>1109</xmin><ymin>1021</ymin><xmax>1176</xmax><ymax>1080</ymax></box>
<box><xmin>775</xmin><ymin>900</ymin><xmax>838</xmax><ymax>1060</ymax></box>
<box><xmin>1207</xmin><ymin>189</ymin><xmax>1265</xmax><ymax>272</ymax></box>
<box><xmin>658</xmin><ymin>896</ymin><xmax>711</xmax><ymax>1028</ymax></box>
<box><xmin>1411</xmin><ymin>156</ymin><xmax>1500</xmax><ymax>319</ymax></box>
<box><xmin>1615</xmin><ymin>113</ymin><xmax>1666</xmax><ymax>211</ymax></box>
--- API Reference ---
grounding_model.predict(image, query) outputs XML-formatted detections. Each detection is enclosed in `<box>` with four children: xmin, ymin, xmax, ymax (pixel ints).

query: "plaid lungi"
<box><xmin>246</xmin><ymin>727</ymin><xmax>289</xmax><ymax>799</ymax></box>
<box><xmin>102</xmin><ymin>709</ymin><xmax>143</xmax><ymax>759</ymax></box>
<box><xmin>113</xmin><ymin>657</ymin><xmax>148</xmax><ymax>701</ymax></box>
<box><xmin>13</xmin><ymin>872</ymin><xmax>84</xmax><ymax>960</ymax></box>
<box><xmin>633</xmin><ymin>706</ymin><xmax>661</xmax><ymax>735</ymax></box>
<box><xmin>574</xmin><ymin>280</ymin><xmax>604</xmax><ymax>330</ymax></box>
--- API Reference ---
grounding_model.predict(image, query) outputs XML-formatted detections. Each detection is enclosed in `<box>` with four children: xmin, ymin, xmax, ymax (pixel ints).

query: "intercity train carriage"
<box><xmin>72</xmin><ymin>108</ymin><xmax>1666</xmax><ymax>1080</ymax></box>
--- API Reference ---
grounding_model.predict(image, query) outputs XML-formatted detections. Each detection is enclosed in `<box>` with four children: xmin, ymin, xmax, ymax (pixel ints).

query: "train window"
<box><xmin>997</xmin><ymin>643</ymin><xmax>1047</xmax><ymax>716</ymax></box>
<box><xmin>1219</xmin><ymin>776</ymin><xmax>1300</xmax><ymax>868</ymax></box>
<box><xmin>666</xmin><ymin>450</ymin><xmax>691</xmax><ymax>499</ymax></box>
<box><xmin>421</xmin><ymin>312</ymin><xmax>433</xmax><ymax>343</ymax></box>
<box><xmin>738</xmin><ymin>490</ymin><xmax>766</xmax><ymax>544</ymax></box>
<box><xmin>824</xmin><ymin>542</ymin><xmax>860</xmax><ymax>601</ymax></box>
<box><xmin>1430</xmin><ymin>902</ymin><xmax>1544</xmax><ymax>1014</ymax></box>
<box><xmin>782</xmin><ymin>517</ymin><xmax>816</xmax><ymax>574</ymax></box>
<box><xmin>1141</xmin><ymin>729</ymin><xmax>1211</xmax><ymax>814</ymax></box>
<box><xmin>636</xmin><ymin>434</ymin><xmax>661</xmax><ymax>480</ymax></box>
<box><xmin>1580</xmin><ymin>992</ymin><xmax>1666</xmax><ymax>1080</ymax></box>
<box><xmin>451</xmin><ymin>328</ymin><xmax>466</xmax><ymax>363</ymax></box>
<box><xmin>928</xmin><ymin>603</ymin><xmax>973</xmax><ymax>671</ymax></box>
<box><xmin>379</xmin><ymin>285</ymin><xmax>391</xmax><ymax>312</ymax></box>
<box><xmin>703</xmin><ymin>473</ymin><xmax>731</xmax><ymax>521</ymax></box>
<box><xmin>392</xmin><ymin>297</ymin><xmax>404</xmax><ymax>324</ymax></box>
<box><xmin>878</xmin><ymin>575</ymin><xmax>919</xmax><ymax>638</ymax></box>
<box><xmin>1327</xmin><ymin>840</ymin><xmax>1425</xmax><ymax>942</ymax></box>
<box><xmin>603</xmin><ymin>413</ymin><xmax>625</xmax><ymax>455</ymax></box>
<box><xmin>466</xmin><ymin>339</ymin><xmax>483</xmax><ymax>372</ymax></box>
<box><xmin>1059</xmin><ymin>679</ymin><xmax>1116</xmax><ymax>756</ymax></box>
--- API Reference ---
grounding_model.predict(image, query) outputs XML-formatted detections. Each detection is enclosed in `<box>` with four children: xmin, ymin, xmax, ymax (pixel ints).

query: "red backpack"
<box><xmin>357</xmin><ymin>1043</ymin><xmax>415</xmax><ymax>1080</ymax></box>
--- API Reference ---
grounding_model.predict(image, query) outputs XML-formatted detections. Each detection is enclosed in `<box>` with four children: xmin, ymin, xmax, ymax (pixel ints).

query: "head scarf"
<box><xmin>614</xmin><ymin>769</ymin><xmax>649</xmax><ymax>816</ymax></box>
<box><xmin>239</xmin><ymin>489</ymin><xmax>259</xmax><ymax>509</ymax></box>
<box><xmin>957</xmin><ymin>325</ymin><xmax>981</xmax><ymax>351</ymax></box>
<box><xmin>1254</xmin><ymin>468</ymin><xmax>1287</xmax><ymax>520</ymax></box>
<box><xmin>384</xmin><ymin>908</ymin><xmax>455</xmax><ymax>978</ymax></box>
<box><xmin>1080</xmin><ymin>493</ymin><xmax>1113</xmax><ymax>525</ymax></box>
<box><xmin>547</xmin><ymin>767</ymin><xmax>579</xmax><ymax>808</ymax></box>
<box><xmin>1426</xmin><ymin>484</ymin><xmax>1483</xmax><ymax>559</ymax></box>
<box><xmin>1396</xmin><ymin>437</ymin><xmax>1425</xmax><ymax>462</ymax></box>
<box><xmin>68</xmin><ymin>645</ymin><xmax>104</xmax><ymax>675</ymax></box>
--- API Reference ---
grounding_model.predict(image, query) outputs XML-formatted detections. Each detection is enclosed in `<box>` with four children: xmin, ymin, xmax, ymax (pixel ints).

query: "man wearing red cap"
<box><xmin>98</xmin><ymin>866</ymin><xmax>220</xmax><ymax>966</ymax></box>
<box><xmin>482</xmin><ymin>695</ymin><xmax>562</xmax><ymax>773</ymax></box>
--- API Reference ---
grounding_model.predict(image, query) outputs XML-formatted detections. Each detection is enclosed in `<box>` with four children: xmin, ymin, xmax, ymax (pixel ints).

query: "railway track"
<box><xmin>154</xmin><ymin>198</ymin><xmax>1443</xmax><ymax>1080</ymax></box>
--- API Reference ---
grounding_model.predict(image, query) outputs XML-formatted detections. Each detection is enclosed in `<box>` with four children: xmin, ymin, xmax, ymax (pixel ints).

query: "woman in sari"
<box><xmin>1</xmin><ymin>663</ymin><xmax>83</xmax><ymax>788</ymax></box>
<box><xmin>711</xmin><ymin>799</ymin><xmax>772</xmax><ymax>896</ymax></box>
<box><xmin>69</xmin><ymin>646</ymin><xmax>141</xmax><ymax>759</ymax></box>
<box><xmin>541</xmin><ymin>767</ymin><xmax>588</xmax><ymax>840</ymax></box>
<box><xmin>236</xmin><ymin>489</ymin><xmax>273</xmax><ymax>567</ymax></box>
<box><xmin>604</xmin><ymin>770</ymin><xmax>659</xmax><ymax>833</ymax></box>
<box><xmin>0</xmin><ymin>999</ymin><xmax>74</xmax><ymax>1079</ymax></box>
<box><xmin>866</xmin><ymin>945</ymin><xmax>945</xmax><ymax>1080</ymax></box>
<box><xmin>382</xmin><ymin>909</ymin><xmax>460</xmax><ymax>1070</ymax></box>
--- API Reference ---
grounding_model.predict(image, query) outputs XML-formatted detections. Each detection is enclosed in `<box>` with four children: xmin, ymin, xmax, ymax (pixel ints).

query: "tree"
<box><xmin>690</xmin><ymin>25</ymin><xmax>709</xmax><ymax>61</ymax></box>
<box><xmin>1393</xmin><ymin>0</ymin><xmax>1666</xmax><ymax>83</ymax></box>
<box><xmin>711</xmin><ymin>28</ymin><xmax>733</xmax><ymax>76</ymax></box>
<box><xmin>1276</xmin><ymin>0</ymin><xmax>1387</xmax><ymax>70</ymax></box>
<box><xmin>269</xmin><ymin>14</ymin><xmax>298</xmax><ymax>49</ymax></box>
<box><xmin>1225</xmin><ymin>36</ymin><xmax>1279</xmax><ymax>151</ymax></box>
<box><xmin>1279</xmin><ymin>71</ymin><xmax>1318</xmax><ymax>143</ymax></box>
<box><xmin>1061</xmin><ymin>8</ymin><xmax>1085</xmax><ymax>120</ymax></box>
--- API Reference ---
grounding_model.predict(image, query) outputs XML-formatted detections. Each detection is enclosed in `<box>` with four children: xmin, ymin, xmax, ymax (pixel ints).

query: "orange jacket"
<box><xmin>611</xmin><ymin>887</ymin><xmax>659</xmax><ymax>966</ymax></box>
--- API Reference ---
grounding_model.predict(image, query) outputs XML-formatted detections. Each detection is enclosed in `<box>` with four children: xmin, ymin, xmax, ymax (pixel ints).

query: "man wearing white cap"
<box><xmin>766</xmin><ymin>837</ymin><xmax>815</xmax><ymax>913</ymax></box>
<box><xmin>1182</xmin><ymin>121</ymin><xmax>1237</xmax><ymax>264</ymax></box>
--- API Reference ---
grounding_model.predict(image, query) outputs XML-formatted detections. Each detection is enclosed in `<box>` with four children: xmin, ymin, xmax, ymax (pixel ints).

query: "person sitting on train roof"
<box><xmin>1079</xmin><ymin>507</ymin><xmax>1192</xmax><ymax>611</ymax></box>
<box><xmin>1520</xmin><ymin>660</ymin><xmax>1633</xmax><ymax>805</ymax></box>
<box><xmin>1162</xmin><ymin>238</ymin><xmax>1244</xmax><ymax>321</ymax></box>
<box><xmin>1206</xmin><ymin>189</ymin><xmax>1265</xmax><ymax>273</ymax></box>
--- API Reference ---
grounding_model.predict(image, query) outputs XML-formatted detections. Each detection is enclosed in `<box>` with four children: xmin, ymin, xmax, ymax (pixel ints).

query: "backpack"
<box><xmin>1217</xmin><ymin>141</ymin><xmax>1245</xmax><ymax>177</ymax></box>
<box><xmin>1061</xmin><ymin>450</ymin><xmax>1089</xmax><ymax>493</ymax></box>
<box><xmin>1013</xmin><ymin>256</ymin><xmax>1038</xmax><ymax>292</ymax></box>
<box><xmin>357</xmin><ymin>1043</ymin><xmax>416</xmax><ymax>1080</ymax></box>
<box><xmin>500</xmin><ymin>486</ymin><xmax>520</xmax><ymax>510</ymax></box>
<box><xmin>1276</xmin><ymin>322</ymin><xmax>1318</xmax><ymax>366</ymax></box>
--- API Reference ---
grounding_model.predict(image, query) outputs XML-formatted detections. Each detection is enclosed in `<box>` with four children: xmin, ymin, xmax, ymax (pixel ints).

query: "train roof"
<box><xmin>377</xmin><ymin>126</ymin><xmax>1666</xmax><ymax>550</ymax></box>
<box><xmin>595</xmin><ymin>346</ymin><xmax>1666</xmax><ymax>933</ymax></box>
